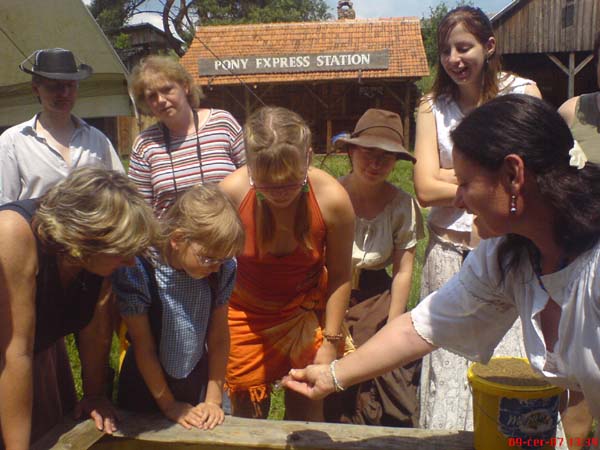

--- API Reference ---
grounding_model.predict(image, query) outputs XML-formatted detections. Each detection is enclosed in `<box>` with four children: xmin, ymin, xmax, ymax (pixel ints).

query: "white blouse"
<box><xmin>411</xmin><ymin>237</ymin><xmax>600</xmax><ymax>420</ymax></box>
<box><xmin>427</xmin><ymin>74</ymin><xmax>535</xmax><ymax>233</ymax></box>
<box><xmin>351</xmin><ymin>189</ymin><xmax>424</xmax><ymax>288</ymax></box>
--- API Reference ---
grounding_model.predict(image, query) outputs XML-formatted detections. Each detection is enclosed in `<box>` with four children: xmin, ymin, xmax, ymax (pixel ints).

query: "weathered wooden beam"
<box><xmin>547</xmin><ymin>52</ymin><xmax>592</xmax><ymax>99</ymax></box>
<box><xmin>34</xmin><ymin>411</ymin><xmax>474</xmax><ymax>450</ymax></box>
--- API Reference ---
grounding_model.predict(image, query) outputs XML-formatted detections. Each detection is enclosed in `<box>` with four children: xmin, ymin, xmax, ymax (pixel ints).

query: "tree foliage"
<box><xmin>194</xmin><ymin>0</ymin><xmax>330</xmax><ymax>25</ymax></box>
<box><xmin>88</xmin><ymin>0</ymin><xmax>331</xmax><ymax>56</ymax></box>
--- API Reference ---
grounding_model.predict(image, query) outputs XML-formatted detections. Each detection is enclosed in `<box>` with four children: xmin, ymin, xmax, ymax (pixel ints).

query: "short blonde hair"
<box><xmin>244</xmin><ymin>106</ymin><xmax>312</xmax><ymax>252</ymax></box>
<box><xmin>34</xmin><ymin>168</ymin><xmax>158</xmax><ymax>262</ymax></box>
<box><xmin>129</xmin><ymin>55</ymin><xmax>204</xmax><ymax>116</ymax></box>
<box><xmin>158</xmin><ymin>184</ymin><xmax>245</xmax><ymax>261</ymax></box>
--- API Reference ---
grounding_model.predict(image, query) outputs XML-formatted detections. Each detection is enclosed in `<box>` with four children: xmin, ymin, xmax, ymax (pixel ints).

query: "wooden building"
<box><xmin>180</xmin><ymin>5</ymin><xmax>428</xmax><ymax>153</ymax></box>
<box><xmin>492</xmin><ymin>0</ymin><xmax>599</xmax><ymax>106</ymax></box>
<box><xmin>117</xmin><ymin>23</ymin><xmax>183</xmax><ymax>71</ymax></box>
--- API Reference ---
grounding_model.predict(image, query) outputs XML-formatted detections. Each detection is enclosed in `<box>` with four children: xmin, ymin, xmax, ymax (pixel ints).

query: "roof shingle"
<box><xmin>181</xmin><ymin>18</ymin><xmax>429</xmax><ymax>86</ymax></box>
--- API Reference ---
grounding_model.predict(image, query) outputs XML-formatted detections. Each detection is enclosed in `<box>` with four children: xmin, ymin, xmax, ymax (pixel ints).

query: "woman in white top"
<box><xmin>326</xmin><ymin>109</ymin><xmax>424</xmax><ymax>426</ymax></box>
<box><xmin>413</xmin><ymin>6</ymin><xmax>541</xmax><ymax>431</ymax></box>
<box><xmin>284</xmin><ymin>94</ymin><xmax>600</xmax><ymax>450</ymax></box>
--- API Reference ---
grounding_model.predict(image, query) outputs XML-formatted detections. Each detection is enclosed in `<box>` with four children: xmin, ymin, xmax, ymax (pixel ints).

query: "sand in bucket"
<box><xmin>467</xmin><ymin>357</ymin><xmax>563</xmax><ymax>450</ymax></box>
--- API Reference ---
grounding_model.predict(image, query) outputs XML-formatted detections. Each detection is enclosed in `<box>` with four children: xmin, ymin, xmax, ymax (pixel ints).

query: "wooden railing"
<box><xmin>33</xmin><ymin>411</ymin><xmax>474</xmax><ymax>450</ymax></box>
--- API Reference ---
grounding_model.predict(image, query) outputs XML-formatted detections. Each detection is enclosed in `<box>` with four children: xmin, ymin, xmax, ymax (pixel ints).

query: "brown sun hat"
<box><xmin>334</xmin><ymin>108</ymin><xmax>415</xmax><ymax>163</ymax></box>
<box><xmin>19</xmin><ymin>48</ymin><xmax>93</xmax><ymax>81</ymax></box>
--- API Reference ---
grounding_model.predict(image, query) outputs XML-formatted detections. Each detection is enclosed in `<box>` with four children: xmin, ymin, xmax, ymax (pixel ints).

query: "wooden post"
<box><xmin>548</xmin><ymin>52</ymin><xmax>594</xmax><ymax>99</ymax></box>
<box><xmin>244</xmin><ymin>88</ymin><xmax>251</xmax><ymax>119</ymax></box>
<box><xmin>403</xmin><ymin>83</ymin><xmax>411</xmax><ymax>148</ymax></box>
<box><xmin>326</xmin><ymin>119</ymin><xmax>333</xmax><ymax>154</ymax></box>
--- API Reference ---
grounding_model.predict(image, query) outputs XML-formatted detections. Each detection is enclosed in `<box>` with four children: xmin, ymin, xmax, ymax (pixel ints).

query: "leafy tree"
<box><xmin>194</xmin><ymin>0</ymin><xmax>330</xmax><ymax>25</ymax></box>
<box><xmin>89</xmin><ymin>0</ymin><xmax>331</xmax><ymax>56</ymax></box>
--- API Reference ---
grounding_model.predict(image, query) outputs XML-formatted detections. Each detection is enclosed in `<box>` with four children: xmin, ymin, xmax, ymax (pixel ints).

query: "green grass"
<box><xmin>69</xmin><ymin>154</ymin><xmax>429</xmax><ymax>420</ymax></box>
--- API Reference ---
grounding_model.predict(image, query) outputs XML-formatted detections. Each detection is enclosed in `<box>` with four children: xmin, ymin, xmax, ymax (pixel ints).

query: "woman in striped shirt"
<box><xmin>128</xmin><ymin>55</ymin><xmax>246</xmax><ymax>217</ymax></box>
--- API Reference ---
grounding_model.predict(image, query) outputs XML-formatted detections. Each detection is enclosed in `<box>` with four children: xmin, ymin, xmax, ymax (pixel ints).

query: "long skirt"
<box><xmin>324</xmin><ymin>268</ymin><xmax>421</xmax><ymax>427</ymax></box>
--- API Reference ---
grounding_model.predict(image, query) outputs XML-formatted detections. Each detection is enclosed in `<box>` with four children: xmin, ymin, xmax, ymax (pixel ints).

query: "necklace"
<box><xmin>163</xmin><ymin>109</ymin><xmax>205</xmax><ymax>196</ymax></box>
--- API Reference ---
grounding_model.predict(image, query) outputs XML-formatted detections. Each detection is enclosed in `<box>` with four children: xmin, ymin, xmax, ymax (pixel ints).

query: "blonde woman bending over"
<box><xmin>0</xmin><ymin>168</ymin><xmax>157</xmax><ymax>450</ymax></box>
<box><xmin>220</xmin><ymin>106</ymin><xmax>355</xmax><ymax>421</ymax></box>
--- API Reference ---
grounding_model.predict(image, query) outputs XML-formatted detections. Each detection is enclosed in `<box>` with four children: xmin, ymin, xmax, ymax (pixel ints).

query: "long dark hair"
<box><xmin>451</xmin><ymin>94</ymin><xmax>600</xmax><ymax>275</ymax></box>
<box><xmin>432</xmin><ymin>6</ymin><xmax>501</xmax><ymax>104</ymax></box>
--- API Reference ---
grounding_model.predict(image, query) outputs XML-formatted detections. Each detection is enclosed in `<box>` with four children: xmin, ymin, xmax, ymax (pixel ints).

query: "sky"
<box><xmin>95</xmin><ymin>0</ymin><xmax>516</xmax><ymax>28</ymax></box>
<box><xmin>324</xmin><ymin>0</ymin><xmax>513</xmax><ymax>19</ymax></box>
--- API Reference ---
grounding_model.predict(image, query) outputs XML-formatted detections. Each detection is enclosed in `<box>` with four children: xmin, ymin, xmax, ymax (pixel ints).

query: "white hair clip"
<box><xmin>568</xmin><ymin>140</ymin><xmax>587</xmax><ymax>170</ymax></box>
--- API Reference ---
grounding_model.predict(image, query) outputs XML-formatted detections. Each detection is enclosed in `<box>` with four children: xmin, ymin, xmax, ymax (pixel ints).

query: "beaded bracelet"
<box><xmin>322</xmin><ymin>332</ymin><xmax>344</xmax><ymax>342</ymax></box>
<box><xmin>329</xmin><ymin>359</ymin><xmax>345</xmax><ymax>392</ymax></box>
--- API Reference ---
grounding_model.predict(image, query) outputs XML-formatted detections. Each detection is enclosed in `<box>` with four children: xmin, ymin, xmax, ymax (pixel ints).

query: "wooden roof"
<box><xmin>491</xmin><ymin>0</ymin><xmax>600</xmax><ymax>54</ymax></box>
<box><xmin>180</xmin><ymin>18</ymin><xmax>429</xmax><ymax>86</ymax></box>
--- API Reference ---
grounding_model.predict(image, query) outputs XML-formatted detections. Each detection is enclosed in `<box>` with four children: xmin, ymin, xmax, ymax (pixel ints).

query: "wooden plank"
<box><xmin>32</xmin><ymin>418</ymin><xmax>104</xmax><ymax>450</ymax></box>
<box><xmin>34</xmin><ymin>411</ymin><xmax>475</xmax><ymax>450</ymax></box>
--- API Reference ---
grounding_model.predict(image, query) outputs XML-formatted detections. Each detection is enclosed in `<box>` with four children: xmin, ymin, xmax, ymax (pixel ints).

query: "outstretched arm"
<box><xmin>283</xmin><ymin>312</ymin><xmax>435</xmax><ymax>400</ymax></box>
<box><xmin>313</xmin><ymin>169</ymin><xmax>354</xmax><ymax>364</ymax></box>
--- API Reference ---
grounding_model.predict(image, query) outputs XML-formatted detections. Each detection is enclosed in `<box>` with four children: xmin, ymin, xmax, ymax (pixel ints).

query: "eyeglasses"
<box><xmin>248</xmin><ymin>172</ymin><xmax>308</xmax><ymax>194</ymax></box>
<box><xmin>190</xmin><ymin>246</ymin><xmax>228</xmax><ymax>267</ymax></box>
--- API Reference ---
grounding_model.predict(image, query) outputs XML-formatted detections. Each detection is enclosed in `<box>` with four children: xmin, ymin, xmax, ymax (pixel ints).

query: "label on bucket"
<box><xmin>498</xmin><ymin>396</ymin><xmax>559</xmax><ymax>450</ymax></box>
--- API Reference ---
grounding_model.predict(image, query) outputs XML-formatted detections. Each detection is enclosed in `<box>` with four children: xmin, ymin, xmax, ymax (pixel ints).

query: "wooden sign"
<box><xmin>198</xmin><ymin>50</ymin><xmax>389</xmax><ymax>76</ymax></box>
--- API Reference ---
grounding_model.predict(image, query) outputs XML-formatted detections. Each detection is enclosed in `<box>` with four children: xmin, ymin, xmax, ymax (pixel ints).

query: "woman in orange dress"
<box><xmin>219</xmin><ymin>106</ymin><xmax>355</xmax><ymax>420</ymax></box>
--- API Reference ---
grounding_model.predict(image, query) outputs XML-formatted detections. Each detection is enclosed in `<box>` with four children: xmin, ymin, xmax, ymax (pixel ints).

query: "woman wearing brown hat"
<box><xmin>325</xmin><ymin>109</ymin><xmax>424</xmax><ymax>427</ymax></box>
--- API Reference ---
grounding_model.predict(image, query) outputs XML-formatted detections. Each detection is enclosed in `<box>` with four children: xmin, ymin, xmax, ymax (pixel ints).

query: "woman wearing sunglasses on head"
<box><xmin>219</xmin><ymin>106</ymin><xmax>355</xmax><ymax>421</ymax></box>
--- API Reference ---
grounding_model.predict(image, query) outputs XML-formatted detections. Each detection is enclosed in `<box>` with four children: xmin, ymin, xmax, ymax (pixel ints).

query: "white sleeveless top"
<box><xmin>427</xmin><ymin>74</ymin><xmax>535</xmax><ymax>234</ymax></box>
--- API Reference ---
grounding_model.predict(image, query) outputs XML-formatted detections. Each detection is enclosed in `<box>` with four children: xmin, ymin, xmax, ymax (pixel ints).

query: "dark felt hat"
<box><xmin>19</xmin><ymin>48</ymin><xmax>93</xmax><ymax>81</ymax></box>
<box><xmin>334</xmin><ymin>108</ymin><xmax>415</xmax><ymax>163</ymax></box>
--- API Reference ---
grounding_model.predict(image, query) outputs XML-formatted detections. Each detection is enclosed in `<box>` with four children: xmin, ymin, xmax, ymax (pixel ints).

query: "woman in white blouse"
<box><xmin>326</xmin><ymin>109</ymin><xmax>424</xmax><ymax>427</ymax></box>
<box><xmin>284</xmin><ymin>95</ymin><xmax>600</xmax><ymax>448</ymax></box>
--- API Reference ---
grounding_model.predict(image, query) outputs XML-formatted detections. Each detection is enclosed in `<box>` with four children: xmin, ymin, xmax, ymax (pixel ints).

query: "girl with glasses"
<box><xmin>113</xmin><ymin>184</ymin><xmax>245</xmax><ymax>430</ymax></box>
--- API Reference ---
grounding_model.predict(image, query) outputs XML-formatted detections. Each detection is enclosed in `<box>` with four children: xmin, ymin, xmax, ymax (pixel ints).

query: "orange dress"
<box><xmin>226</xmin><ymin>184</ymin><xmax>328</xmax><ymax>404</ymax></box>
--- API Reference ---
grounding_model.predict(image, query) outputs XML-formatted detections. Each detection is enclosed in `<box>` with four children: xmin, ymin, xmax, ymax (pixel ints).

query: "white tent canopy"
<box><xmin>0</xmin><ymin>0</ymin><xmax>133</xmax><ymax>127</ymax></box>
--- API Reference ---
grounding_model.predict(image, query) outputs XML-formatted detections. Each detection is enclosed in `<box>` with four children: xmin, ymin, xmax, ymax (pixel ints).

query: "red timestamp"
<box><xmin>508</xmin><ymin>437</ymin><xmax>599</xmax><ymax>447</ymax></box>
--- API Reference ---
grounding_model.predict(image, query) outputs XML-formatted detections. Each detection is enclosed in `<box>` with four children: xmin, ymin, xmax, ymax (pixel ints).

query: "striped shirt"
<box><xmin>128</xmin><ymin>109</ymin><xmax>245</xmax><ymax>217</ymax></box>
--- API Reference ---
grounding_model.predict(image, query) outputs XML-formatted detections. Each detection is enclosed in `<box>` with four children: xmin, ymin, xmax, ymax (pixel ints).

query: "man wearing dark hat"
<box><xmin>0</xmin><ymin>48</ymin><xmax>123</xmax><ymax>204</ymax></box>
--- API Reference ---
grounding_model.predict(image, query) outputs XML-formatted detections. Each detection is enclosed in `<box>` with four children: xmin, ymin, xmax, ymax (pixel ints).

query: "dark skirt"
<box><xmin>118</xmin><ymin>346</ymin><xmax>208</xmax><ymax>413</ymax></box>
<box><xmin>324</xmin><ymin>269</ymin><xmax>421</xmax><ymax>427</ymax></box>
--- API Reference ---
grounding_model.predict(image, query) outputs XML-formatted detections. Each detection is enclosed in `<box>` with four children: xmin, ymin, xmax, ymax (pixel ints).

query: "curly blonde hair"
<box><xmin>244</xmin><ymin>106</ymin><xmax>312</xmax><ymax>252</ymax></box>
<box><xmin>129</xmin><ymin>55</ymin><xmax>204</xmax><ymax>116</ymax></box>
<box><xmin>34</xmin><ymin>168</ymin><xmax>158</xmax><ymax>262</ymax></box>
<box><xmin>157</xmin><ymin>184</ymin><xmax>245</xmax><ymax>263</ymax></box>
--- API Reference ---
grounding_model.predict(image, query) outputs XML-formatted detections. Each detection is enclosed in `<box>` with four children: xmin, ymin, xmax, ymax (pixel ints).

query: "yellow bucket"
<box><xmin>467</xmin><ymin>357</ymin><xmax>563</xmax><ymax>450</ymax></box>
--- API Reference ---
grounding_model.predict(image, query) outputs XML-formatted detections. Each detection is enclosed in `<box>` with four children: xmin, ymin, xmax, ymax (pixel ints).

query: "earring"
<box><xmin>509</xmin><ymin>194</ymin><xmax>517</xmax><ymax>214</ymax></box>
<box><xmin>256</xmin><ymin>191</ymin><xmax>265</xmax><ymax>201</ymax></box>
<box><xmin>302</xmin><ymin>183</ymin><xmax>310</xmax><ymax>193</ymax></box>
